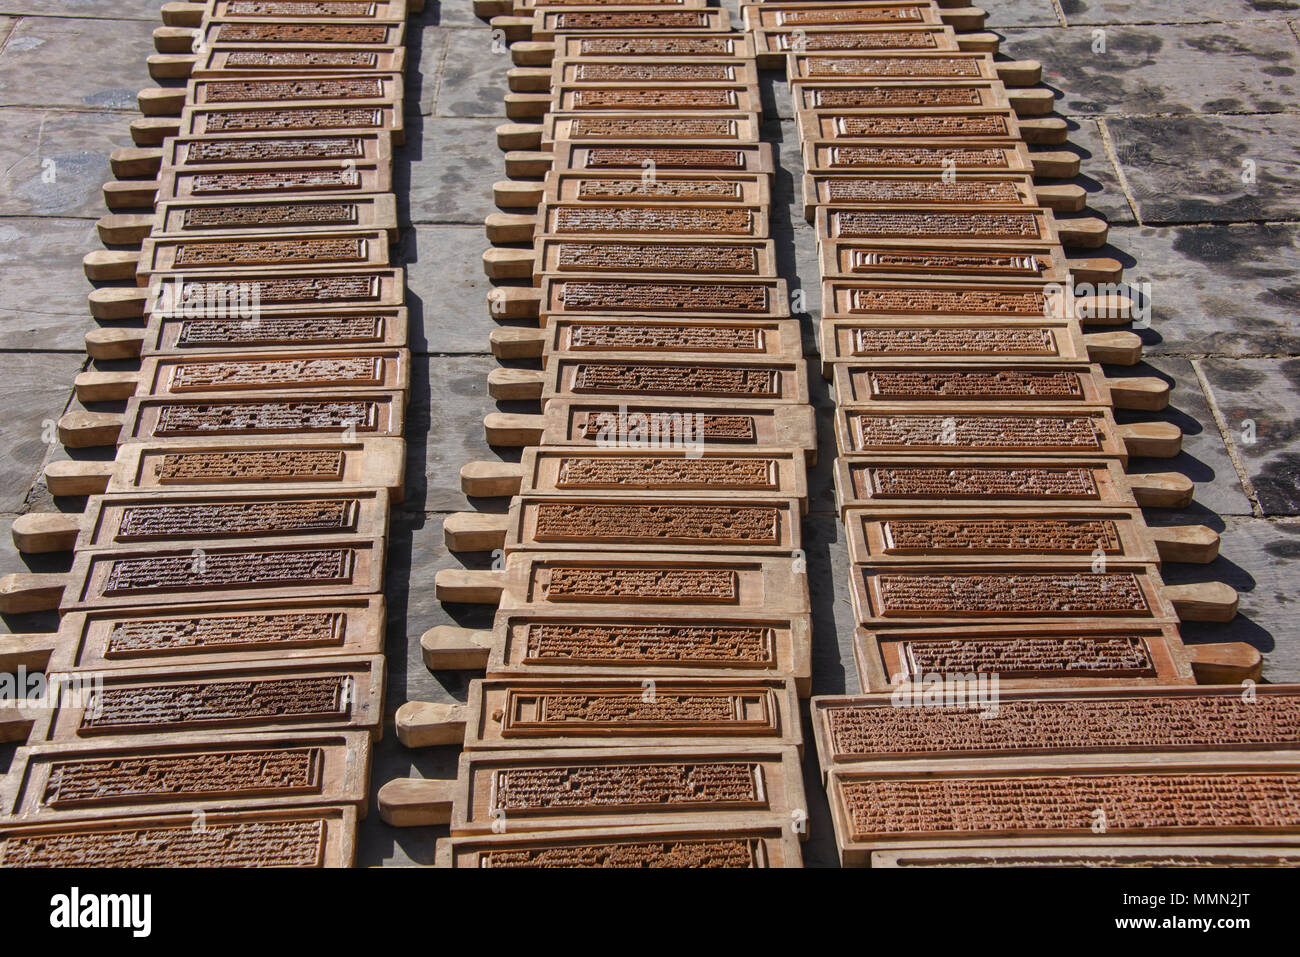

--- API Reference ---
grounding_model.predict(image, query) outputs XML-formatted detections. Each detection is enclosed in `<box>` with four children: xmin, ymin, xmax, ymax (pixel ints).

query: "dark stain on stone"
<box><xmin>1171</xmin><ymin>223</ymin><xmax>1296</xmax><ymax>274</ymax></box>
<box><xmin>1253</xmin><ymin>452</ymin><xmax>1300</xmax><ymax>515</ymax></box>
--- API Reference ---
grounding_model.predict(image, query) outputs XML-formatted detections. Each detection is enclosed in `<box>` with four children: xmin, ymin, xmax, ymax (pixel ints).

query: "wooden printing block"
<box><xmin>555</xmin><ymin>32</ymin><xmax>755</xmax><ymax>61</ymax></box>
<box><xmin>842</xmin><ymin>505</ymin><xmax>1162</xmax><ymax>565</ymax></box>
<box><xmin>550</xmin><ymin>83</ymin><xmax>764</xmax><ymax>116</ymax></box>
<box><xmin>543</xmin><ymin>170</ymin><xmax>771</xmax><ymax>207</ymax></box>
<box><xmin>468</xmin><ymin>609</ymin><xmax>811</xmax><ymax>691</ymax></box>
<box><xmin>790</xmin><ymin>78</ymin><xmax>1013</xmax><ymax>114</ymax></box>
<box><xmin>539</xmin><ymin>355</ymin><xmax>808</xmax><ymax>407</ymax></box>
<box><xmin>190</xmin><ymin>44</ymin><xmax>408</xmax><ymax>77</ymax></box>
<box><xmin>159</xmin><ymin>130</ymin><xmax>393</xmax><ymax>172</ymax></box>
<box><xmin>871</xmin><ymin>846</ymin><xmax>1300</xmax><ymax>867</ymax></box>
<box><xmin>805</xmin><ymin>140</ymin><xmax>1035</xmax><ymax>175</ymax></box>
<box><xmin>15</xmin><ymin>595</ymin><xmax>385</xmax><ymax>672</ymax></box>
<box><xmin>819</xmin><ymin>318</ymin><xmax>1087</xmax><ymax>376</ymax></box>
<box><xmin>457</xmin><ymin>676</ymin><xmax>801</xmax><ymax>750</ymax></box>
<box><xmin>741</xmin><ymin>2</ymin><xmax>942</xmax><ymax>31</ymax></box>
<box><xmin>114</xmin><ymin>390</ymin><xmax>407</xmax><ymax>444</ymax></box>
<box><xmin>848</xmin><ymin>561</ymin><xmax>1178</xmax><ymax>628</ymax></box>
<box><xmin>137</xmin><ymin>231</ymin><xmax>391</xmax><ymax>280</ymax></box>
<box><xmin>829</xmin><ymin>361</ymin><xmax>1112</xmax><ymax>409</ymax></box>
<box><xmin>514</xmin><ymin>446</ymin><xmax>809</xmax><ymax>509</ymax></box>
<box><xmin>443</xmin><ymin>745</ymin><xmax>805</xmax><ymax>835</ymax></box>
<box><xmin>0</xmin><ymin>806</ymin><xmax>357</xmax><ymax>868</ymax></box>
<box><xmin>529</xmin><ymin>7</ymin><xmax>732</xmax><ymax>42</ymax></box>
<box><xmin>831</xmin><ymin>455</ymin><xmax>1138</xmax><ymax>515</ymax></box>
<box><xmin>154</xmin><ymin>159</ymin><xmax>391</xmax><ymax>203</ymax></box>
<box><xmin>824</xmin><ymin>754</ymin><xmax>1300</xmax><ymax>865</ymax></box>
<box><xmin>800</xmin><ymin>108</ymin><xmax>1023</xmax><ymax>145</ymax></box>
<box><xmin>536</xmin><ymin>399</ymin><xmax>819</xmax><ymax>462</ymax></box>
<box><xmin>70</xmin><ymin>488</ymin><xmax>390</xmax><ymax>551</ymax></box>
<box><xmin>818</xmin><ymin>238</ymin><xmax>1067</xmax><ymax>283</ymax></box>
<box><xmin>186</xmin><ymin>72</ymin><xmax>403</xmax><ymax>108</ymax></box>
<box><xmin>502</xmin><ymin>494</ymin><xmax>802</xmax><ymax>555</ymax></box>
<box><xmin>832</xmin><ymin>406</ymin><xmax>1130</xmax><ymax>461</ymax></box>
<box><xmin>554</xmin><ymin>141</ymin><xmax>775</xmax><ymax>176</ymax></box>
<box><xmin>203</xmin><ymin>0</ymin><xmax>410</xmax><ymax>18</ymax></box>
<box><xmin>121</xmin><ymin>349</ymin><xmax>409</xmax><ymax>398</ymax></box>
<box><xmin>435</xmin><ymin>822</ymin><xmax>800</xmax><ymax>868</ymax></box>
<box><xmin>138</xmin><ymin>306</ymin><xmax>409</xmax><ymax>356</ymax></box>
<box><xmin>513</xmin><ymin>0</ymin><xmax>706</xmax><ymax>10</ymax></box>
<box><xmin>494</xmin><ymin>552</ymin><xmax>810</xmax><ymax>617</ymax></box>
<box><xmin>853</xmin><ymin>621</ymin><xmax>1194</xmax><ymax>692</ymax></box>
<box><xmin>552</xmin><ymin>57</ymin><xmax>759</xmax><ymax>88</ymax></box>
<box><xmin>816</xmin><ymin>204</ymin><xmax>1059</xmax><ymax>246</ymax></box>
<box><xmin>178</xmin><ymin>101</ymin><xmax>405</xmax><ymax>145</ymax></box>
<box><xmin>195</xmin><ymin>19</ymin><xmax>407</xmax><ymax>50</ymax></box>
<box><xmin>16</xmin><ymin>656</ymin><xmax>383</xmax><ymax>745</ymax></box>
<box><xmin>532</xmin><ymin>236</ymin><xmax>778</xmax><ymax>280</ymax></box>
<box><xmin>62</xmin><ymin>437</ymin><xmax>405</xmax><ymax>501</ymax></box>
<box><xmin>1</xmin><ymin>731</ymin><xmax>371</xmax><ymax>822</ymax></box>
<box><xmin>58</xmin><ymin>537</ymin><xmax>385</xmax><ymax>611</ymax></box>
<box><xmin>537</xmin><ymin>317</ymin><xmax>802</xmax><ymax>362</ymax></box>
<box><xmin>752</xmin><ymin>26</ymin><xmax>958</xmax><ymax>69</ymax></box>
<box><xmin>543</xmin><ymin>112</ymin><xmax>761</xmax><ymax>150</ymax></box>
<box><xmin>153</xmin><ymin>194</ymin><xmax>400</xmax><ymax>242</ymax></box>
<box><xmin>537</xmin><ymin>202</ymin><xmax>770</xmax><ymax>242</ymax></box>
<box><xmin>146</xmin><ymin>267</ymin><xmax>405</xmax><ymax>315</ymax></box>
<box><xmin>803</xmin><ymin>172</ymin><xmax>1042</xmax><ymax>220</ymax></box>
<box><xmin>538</xmin><ymin>277</ymin><xmax>789</xmax><ymax>323</ymax></box>
<box><xmin>787</xmin><ymin>51</ymin><xmax>1000</xmax><ymax>82</ymax></box>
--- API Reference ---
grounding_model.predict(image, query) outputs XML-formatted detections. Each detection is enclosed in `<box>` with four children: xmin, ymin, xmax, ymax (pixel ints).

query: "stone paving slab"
<box><xmin>0</xmin><ymin>109</ymin><xmax>134</xmax><ymax>217</ymax></box>
<box><xmin>0</xmin><ymin>15</ymin><xmax>154</xmax><ymax>110</ymax></box>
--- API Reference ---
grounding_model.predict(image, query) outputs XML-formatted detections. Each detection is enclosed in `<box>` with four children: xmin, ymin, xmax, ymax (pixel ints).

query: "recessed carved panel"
<box><xmin>181</xmin><ymin>201</ymin><xmax>358</xmax><ymax>230</ymax></box>
<box><xmin>570</xmin><ymin>362</ymin><xmax>778</xmax><ymax>396</ymax></box>
<box><xmin>553</xmin><ymin>207</ymin><xmax>752</xmax><ymax>234</ymax></box>
<box><xmin>491</xmin><ymin>761</ymin><xmax>763</xmax><ymax>812</ymax></box>
<box><xmin>826</xmin><ymin>178</ymin><xmax>1022</xmax><ymax>204</ymax></box>
<box><xmin>542</xmin><ymin>566</ymin><xmax>738</xmax><ymax>603</ymax></box>
<box><xmin>811</xmin><ymin>85</ymin><xmax>982</xmax><ymax>108</ymax></box>
<box><xmin>524</xmin><ymin>623</ymin><xmax>773</xmax><ymax>664</ymax></box>
<box><xmin>852</xmin><ymin>327</ymin><xmax>1056</xmax><ymax>356</ymax></box>
<box><xmin>862</xmin><ymin>369</ymin><xmax>1083</xmax><ymax>399</ymax></box>
<box><xmin>479</xmin><ymin>837</ymin><xmax>762</xmax><ymax>868</ymax></box>
<box><xmin>215</xmin><ymin>23</ymin><xmax>388</xmax><ymax>43</ymax></box>
<box><xmin>569</xmin><ymin>117</ymin><xmax>735</xmax><ymax>138</ymax></box>
<box><xmin>566</xmin><ymin>322</ymin><xmax>763</xmax><ymax>352</ymax></box>
<box><xmin>101</xmin><ymin>547</ymin><xmax>354</xmax><ymax>595</ymax></box>
<box><xmin>80</xmin><ymin>675</ymin><xmax>350</xmax><ymax>732</ymax></box>
<box><xmin>114</xmin><ymin>499</ymin><xmax>359</xmax><ymax>540</ymax></box>
<box><xmin>586</xmin><ymin>147</ymin><xmax>744</xmax><ymax>169</ymax></box>
<box><xmin>185</xmin><ymin>136</ymin><xmax>364</xmax><ymax>164</ymax></box>
<box><xmin>204</xmin><ymin>78</ymin><xmax>383</xmax><ymax>103</ymax></box>
<box><xmin>578</xmin><ymin>412</ymin><xmax>757</xmax><ymax>442</ymax></box>
<box><xmin>554</xmin><ymin>241</ymin><xmax>757</xmax><ymax>274</ymax></box>
<box><xmin>105</xmin><ymin>611</ymin><xmax>345</xmax><ymax>657</ymax></box>
<box><xmin>173</xmin><ymin>237</ymin><xmax>366</xmax><ymax>267</ymax></box>
<box><xmin>167</xmin><ymin>356</ymin><xmax>382</xmax><ymax>391</ymax></box>
<box><xmin>806</xmin><ymin>56</ymin><xmax>982</xmax><ymax>77</ymax></box>
<box><xmin>828</xmin><ymin>146</ymin><xmax>1012</xmax><ymax>169</ymax></box>
<box><xmin>153</xmin><ymin>399</ymin><xmax>379</xmax><ymax>436</ymax></box>
<box><xmin>175</xmin><ymin>315</ymin><xmax>382</xmax><ymax>347</ymax></box>
<box><xmin>873</xmin><ymin>571</ymin><xmax>1150</xmax><ymax>615</ymax></box>
<box><xmin>555</xmin><ymin>456</ymin><xmax>777</xmax><ymax>489</ymax></box>
<box><xmin>863</xmin><ymin>465</ymin><xmax>1099</xmax><ymax>500</ymax></box>
<box><xmin>205</xmin><ymin>107</ymin><xmax>383</xmax><ymax>133</ymax></box>
<box><xmin>559</xmin><ymin>281</ymin><xmax>768</xmax><ymax>312</ymax></box>
<box><xmin>155</xmin><ymin>449</ymin><xmax>346</xmax><ymax>484</ymax></box>
<box><xmin>533</xmin><ymin>503</ymin><xmax>780</xmax><ymax>545</ymax></box>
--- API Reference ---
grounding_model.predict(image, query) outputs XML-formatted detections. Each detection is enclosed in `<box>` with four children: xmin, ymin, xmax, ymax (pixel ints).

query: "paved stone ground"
<box><xmin>0</xmin><ymin>0</ymin><xmax>1296</xmax><ymax>867</ymax></box>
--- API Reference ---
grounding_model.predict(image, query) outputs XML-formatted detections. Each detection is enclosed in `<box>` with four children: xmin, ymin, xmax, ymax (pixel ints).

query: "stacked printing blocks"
<box><xmin>378</xmin><ymin>1</ymin><xmax>811</xmax><ymax>868</ymax></box>
<box><xmin>0</xmin><ymin>0</ymin><xmax>419</xmax><ymax>866</ymax></box>
<box><xmin>761</xmin><ymin>0</ymin><xmax>1300</xmax><ymax>866</ymax></box>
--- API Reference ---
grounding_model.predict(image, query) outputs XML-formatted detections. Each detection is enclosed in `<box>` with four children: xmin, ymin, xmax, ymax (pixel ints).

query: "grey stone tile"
<box><xmin>0</xmin><ymin>218</ymin><xmax>105</xmax><ymax>351</ymax></box>
<box><xmin>0</xmin><ymin>352</ymin><xmax>79</xmax><ymax>512</ymax></box>
<box><xmin>1066</xmin><ymin>117</ymin><xmax>1136</xmax><ymax>225</ymax></box>
<box><xmin>1108</xmin><ymin>223</ymin><xmax>1300</xmax><ymax>356</ymax></box>
<box><xmin>1061</xmin><ymin>0</ymin><xmax>1300</xmax><ymax>25</ymax></box>
<box><xmin>400</xmin><ymin>117</ymin><xmax>505</xmax><ymax>224</ymax></box>
<box><xmin>400</xmin><ymin>224</ymin><xmax>501</xmax><ymax>354</ymax></box>
<box><xmin>1106</xmin><ymin>114</ymin><xmax>1300</xmax><ymax>223</ymax></box>
<box><xmin>408</xmin><ymin>24</ymin><xmax>447</xmax><ymax>117</ymax></box>
<box><xmin>0</xmin><ymin>16</ymin><xmax>155</xmax><ymax>110</ymax></box>
<box><xmin>0</xmin><ymin>108</ymin><xmax>131</xmax><ymax>217</ymax></box>
<box><xmin>423</xmin><ymin>0</ymin><xmax>489</xmax><ymax>28</ymax></box>
<box><xmin>0</xmin><ymin>1</ymin><xmax>162</xmax><ymax>17</ymax></box>
<box><xmin>1200</xmin><ymin>357</ymin><xmax>1300</xmax><ymax>515</ymax></box>
<box><xmin>432</xmin><ymin>27</ymin><xmax>511</xmax><ymax>117</ymax></box>
<box><xmin>1000</xmin><ymin>23</ymin><xmax>1300</xmax><ymax>116</ymax></box>
<box><xmin>986</xmin><ymin>0</ymin><xmax>1062</xmax><ymax>28</ymax></box>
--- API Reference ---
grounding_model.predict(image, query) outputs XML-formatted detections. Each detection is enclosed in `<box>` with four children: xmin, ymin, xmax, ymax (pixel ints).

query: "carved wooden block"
<box><xmin>518</xmin><ymin>0</ymin><xmax>706</xmax><ymax>9</ymax></box>
<box><xmin>2</xmin><ymin>731</ymin><xmax>370</xmax><ymax>822</ymax></box>
<box><xmin>871</xmin><ymin>846</ymin><xmax>1300</xmax><ymax>867</ymax></box>
<box><xmin>139</xmin><ymin>231</ymin><xmax>391</xmax><ymax>278</ymax></box>
<box><xmin>834</xmin><ymin>407</ymin><xmax>1127</xmax><ymax>459</ymax></box>
<box><xmin>843</xmin><ymin>506</ymin><xmax>1161</xmax><ymax>565</ymax></box>
<box><xmin>436</xmin><ymin>822</ymin><xmax>800</xmax><ymax>868</ymax></box>
<box><xmin>24</xmin><ymin>656</ymin><xmax>384</xmax><ymax>745</ymax></box>
<box><xmin>535</xmin><ymin>237</ymin><xmax>777</xmax><ymax>278</ymax></box>
<box><xmin>199</xmin><ymin>19</ymin><xmax>406</xmax><ymax>50</ymax></box>
<box><xmin>752</xmin><ymin>26</ymin><xmax>957</xmax><ymax>67</ymax></box>
<box><xmin>148</xmin><ymin>267</ymin><xmax>405</xmax><ymax>313</ymax></box>
<box><xmin>831</xmin><ymin>362</ymin><xmax>1110</xmax><ymax>408</ymax></box>
<box><xmin>496</xmin><ymin>552</ymin><xmax>810</xmax><ymax>617</ymax></box>
<box><xmin>553</xmin><ymin>57</ymin><xmax>759</xmax><ymax>87</ymax></box>
<box><xmin>543</xmin><ymin>317</ymin><xmax>802</xmax><ymax>361</ymax></box>
<box><xmin>544</xmin><ymin>170</ymin><xmax>771</xmax><ymax>206</ymax></box>
<box><xmin>540</xmin><ymin>278</ymin><xmax>789</xmax><ymax>324</ymax></box>
<box><xmin>0</xmin><ymin>806</ymin><xmax>356</xmax><ymax>867</ymax></box>
<box><xmin>446</xmin><ymin>746</ymin><xmax>805</xmax><ymax>835</ymax></box>
<box><xmin>807</xmin><ymin>141</ymin><xmax>1034</xmax><ymax>174</ymax></box>
<box><xmin>131</xmin><ymin>349</ymin><xmax>408</xmax><ymax>396</ymax></box>
<box><xmin>154</xmin><ymin>194</ymin><xmax>399</xmax><ymax>241</ymax></box>
<box><xmin>43</xmin><ymin>595</ymin><xmax>385</xmax><ymax>671</ymax></box>
<box><xmin>790</xmin><ymin>79</ymin><xmax>1011</xmax><ymax>113</ymax></box>
<box><xmin>788</xmin><ymin>51</ymin><xmax>998</xmax><ymax>82</ymax></box>
<box><xmin>477</xmin><ymin>610</ymin><xmax>811</xmax><ymax>690</ymax></box>
<box><xmin>541</xmin><ymin>356</ymin><xmax>807</xmax><ymax>406</ymax></box>
<box><xmin>142</xmin><ymin>306</ymin><xmax>408</xmax><ymax>355</ymax></box>
<box><xmin>539</xmin><ymin>202</ymin><xmax>770</xmax><ymax>240</ymax></box>
<box><xmin>505</xmin><ymin>495</ymin><xmax>803</xmax><ymax>555</ymax></box>
<box><xmin>742</xmin><ymin>2</ymin><xmax>941</xmax><ymax>30</ymax></box>
<box><xmin>555</xmin><ymin>141</ymin><xmax>774</xmax><ymax>175</ymax></box>
<box><xmin>540</xmin><ymin>399</ymin><xmax>819</xmax><ymax>461</ymax></box>
<box><xmin>551</xmin><ymin>83</ymin><xmax>763</xmax><ymax>115</ymax></box>
<box><xmin>545</xmin><ymin>111</ymin><xmax>761</xmax><ymax>149</ymax></box>
<box><xmin>849</xmin><ymin>562</ymin><xmax>1178</xmax><ymax>627</ymax></box>
<box><xmin>557</xmin><ymin>33</ymin><xmax>755</xmax><ymax>60</ymax></box>
<box><xmin>460</xmin><ymin>676</ymin><xmax>802</xmax><ymax>750</ymax></box>
<box><xmin>187</xmin><ymin>73</ymin><xmax>403</xmax><ymax>108</ymax></box>
<box><xmin>161</xmin><ymin>131</ymin><xmax>392</xmax><ymax>171</ymax></box>
<box><xmin>801</xmin><ymin>108</ymin><xmax>1021</xmax><ymax>143</ymax></box>
<box><xmin>192</xmin><ymin>44</ymin><xmax>408</xmax><ymax>77</ymax></box>
<box><xmin>818</xmin><ymin>239</ymin><xmax>1067</xmax><ymax>282</ymax></box>
<box><xmin>74</xmin><ymin>488</ymin><xmax>389</xmax><ymax>551</ymax></box>
<box><xmin>853</xmin><ymin>622</ymin><xmax>1193</xmax><ymax>692</ymax></box>
<box><xmin>205</xmin><ymin>0</ymin><xmax>409</xmax><ymax>18</ymax></box>
<box><xmin>157</xmin><ymin>159</ymin><xmax>391</xmax><ymax>202</ymax></box>
<box><xmin>818</xmin><ymin>206</ymin><xmax>1058</xmax><ymax>246</ymax></box>
<box><xmin>531</xmin><ymin>7</ymin><xmax>732</xmax><ymax>41</ymax></box>
<box><xmin>805</xmin><ymin>173</ymin><xmax>1040</xmax><ymax>214</ymax></box>
<box><xmin>62</xmin><ymin>538</ymin><xmax>386</xmax><ymax>610</ymax></box>
<box><xmin>819</xmin><ymin>319</ymin><xmax>1087</xmax><ymax>375</ymax></box>
<box><xmin>831</xmin><ymin>455</ymin><xmax>1138</xmax><ymax>513</ymax></box>
<box><xmin>179</xmin><ymin>102</ymin><xmax>404</xmax><ymax>145</ymax></box>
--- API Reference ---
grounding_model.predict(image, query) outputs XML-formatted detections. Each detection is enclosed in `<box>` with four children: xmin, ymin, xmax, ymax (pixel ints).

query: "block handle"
<box><xmin>443</xmin><ymin>512</ymin><xmax>509</xmax><ymax>552</ymax></box>
<box><xmin>378</xmin><ymin>778</ymin><xmax>457</xmax><ymax>827</ymax></box>
<box><xmin>85</xmin><ymin>327</ymin><xmax>145</xmax><ymax>360</ymax></box>
<box><xmin>395</xmin><ymin>701</ymin><xmax>469</xmax><ymax>748</ymax></box>
<box><xmin>1149</xmin><ymin>525</ymin><xmax>1220</xmax><ymax>564</ymax></box>
<box><xmin>483</xmin><ymin>247</ymin><xmax>536</xmax><ymax>280</ymax></box>
<box><xmin>487</xmin><ymin>367</ymin><xmax>544</xmax><ymax>401</ymax></box>
<box><xmin>511</xmin><ymin>40</ymin><xmax>556</xmax><ymax>67</ymax></box>
<box><xmin>58</xmin><ymin>412</ymin><xmax>124</xmax><ymax>449</ymax></box>
<box><xmin>485</xmin><ymin>212</ymin><xmax>538</xmax><ymax>245</ymax></box>
<box><xmin>1117</xmin><ymin>421</ymin><xmax>1182</xmax><ymax>458</ymax></box>
<box><xmin>44</xmin><ymin>460</ymin><xmax>114</xmax><ymax>497</ymax></box>
<box><xmin>434</xmin><ymin>569</ymin><xmax>505</xmax><ymax>605</ymax></box>
<box><xmin>0</xmin><ymin>573</ymin><xmax>66</xmax><ymax>614</ymax></box>
<box><xmin>484</xmin><ymin>412</ymin><xmax>544</xmax><ymax>446</ymax></box>
<box><xmin>1164</xmin><ymin>582</ymin><xmax>1238</xmax><ymax>622</ymax></box>
<box><xmin>489</xmin><ymin>326</ymin><xmax>546</xmax><ymax>359</ymax></box>
<box><xmin>460</xmin><ymin>461</ymin><xmax>525</xmax><ymax>497</ymax></box>
<box><xmin>497</xmin><ymin>122</ymin><xmax>543</xmax><ymax>151</ymax></box>
<box><xmin>11</xmin><ymin>514</ymin><xmax>81</xmax><ymax>554</ymax></box>
<box><xmin>75</xmin><ymin>370</ymin><xmax>141</xmax><ymax>403</ymax></box>
<box><xmin>1186</xmin><ymin>642</ymin><xmax>1262</xmax><ymax>683</ymax></box>
<box><xmin>486</xmin><ymin>285</ymin><xmax>541</xmax><ymax>319</ymax></box>
<box><xmin>1128</xmin><ymin>472</ymin><xmax>1194</xmax><ymax>509</ymax></box>
<box><xmin>421</xmin><ymin>625</ymin><xmax>494</xmax><ymax>671</ymax></box>
<box><xmin>1106</xmin><ymin>376</ymin><xmax>1169</xmax><ymax>411</ymax></box>
<box><xmin>1084</xmin><ymin>331</ymin><xmax>1142</xmax><ymax>365</ymax></box>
